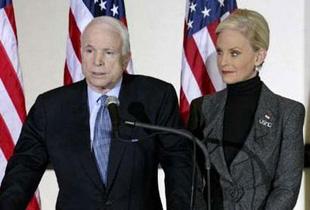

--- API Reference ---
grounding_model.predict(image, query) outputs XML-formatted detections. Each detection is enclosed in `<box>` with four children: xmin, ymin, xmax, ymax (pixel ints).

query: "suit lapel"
<box><xmin>71</xmin><ymin>80</ymin><xmax>105</xmax><ymax>191</ymax></box>
<box><xmin>203</xmin><ymin>90</ymin><xmax>232</xmax><ymax>182</ymax></box>
<box><xmin>106</xmin><ymin>75</ymin><xmax>130</xmax><ymax>191</ymax></box>
<box><xmin>203</xmin><ymin>84</ymin><xmax>277</xmax><ymax>182</ymax></box>
<box><xmin>230</xmin><ymin>84</ymin><xmax>276</xmax><ymax>169</ymax></box>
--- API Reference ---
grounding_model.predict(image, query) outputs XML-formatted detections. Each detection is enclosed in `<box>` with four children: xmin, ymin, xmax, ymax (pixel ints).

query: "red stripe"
<box><xmin>0</xmin><ymin>115</ymin><xmax>15</xmax><ymax>160</ymax></box>
<box><xmin>0</xmin><ymin>43</ymin><xmax>26</xmax><ymax>122</ymax></box>
<box><xmin>64</xmin><ymin>62</ymin><xmax>73</xmax><ymax>85</ymax></box>
<box><xmin>26</xmin><ymin>196</ymin><xmax>40</xmax><ymax>210</ymax></box>
<box><xmin>179</xmin><ymin>89</ymin><xmax>190</xmax><ymax>125</ymax></box>
<box><xmin>69</xmin><ymin>9</ymin><xmax>81</xmax><ymax>62</ymax></box>
<box><xmin>4</xmin><ymin>4</ymin><xmax>17</xmax><ymax>41</ymax></box>
<box><xmin>207</xmin><ymin>20</ymin><xmax>219</xmax><ymax>46</ymax></box>
<box><xmin>119</xmin><ymin>17</ymin><xmax>127</xmax><ymax>27</ymax></box>
<box><xmin>183</xmin><ymin>36</ymin><xmax>215</xmax><ymax>95</ymax></box>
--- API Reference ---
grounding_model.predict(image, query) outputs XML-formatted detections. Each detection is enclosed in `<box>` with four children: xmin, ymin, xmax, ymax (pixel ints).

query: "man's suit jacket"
<box><xmin>0</xmin><ymin>74</ymin><xmax>192</xmax><ymax>210</ymax></box>
<box><xmin>188</xmin><ymin>83</ymin><xmax>305</xmax><ymax>210</ymax></box>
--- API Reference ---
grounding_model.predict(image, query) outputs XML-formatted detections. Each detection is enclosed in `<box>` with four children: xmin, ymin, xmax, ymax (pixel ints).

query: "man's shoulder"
<box><xmin>38</xmin><ymin>80</ymin><xmax>86</xmax><ymax>101</ymax></box>
<box><xmin>123</xmin><ymin>74</ymin><xmax>173</xmax><ymax>89</ymax></box>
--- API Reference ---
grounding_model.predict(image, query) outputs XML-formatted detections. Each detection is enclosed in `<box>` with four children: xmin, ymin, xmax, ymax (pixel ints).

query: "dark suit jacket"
<box><xmin>188</xmin><ymin>83</ymin><xmax>305</xmax><ymax>210</ymax></box>
<box><xmin>0</xmin><ymin>74</ymin><xmax>192</xmax><ymax>210</ymax></box>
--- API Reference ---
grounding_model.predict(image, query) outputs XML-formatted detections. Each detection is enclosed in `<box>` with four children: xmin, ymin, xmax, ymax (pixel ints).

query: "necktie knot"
<box><xmin>97</xmin><ymin>95</ymin><xmax>108</xmax><ymax>106</ymax></box>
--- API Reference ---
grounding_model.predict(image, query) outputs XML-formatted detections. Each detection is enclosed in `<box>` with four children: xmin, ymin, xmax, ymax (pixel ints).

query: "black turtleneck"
<box><xmin>223</xmin><ymin>74</ymin><xmax>262</xmax><ymax>167</ymax></box>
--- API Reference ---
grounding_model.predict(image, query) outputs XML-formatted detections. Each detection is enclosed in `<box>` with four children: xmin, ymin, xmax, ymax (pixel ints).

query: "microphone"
<box><xmin>105</xmin><ymin>96</ymin><xmax>120</xmax><ymax>138</ymax></box>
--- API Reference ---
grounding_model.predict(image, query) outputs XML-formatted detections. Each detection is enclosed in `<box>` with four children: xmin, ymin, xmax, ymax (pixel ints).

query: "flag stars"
<box><xmin>187</xmin><ymin>19</ymin><xmax>194</xmax><ymax>29</ymax></box>
<box><xmin>189</xmin><ymin>2</ymin><xmax>197</xmax><ymax>12</ymax></box>
<box><xmin>111</xmin><ymin>4</ymin><xmax>119</xmax><ymax>16</ymax></box>
<box><xmin>99</xmin><ymin>0</ymin><xmax>107</xmax><ymax>10</ymax></box>
<box><xmin>94</xmin><ymin>0</ymin><xmax>99</xmax><ymax>3</ymax></box>
<box><xmin>218</xmin><ymin>0</ymin><xmax>225</xmax><ymax>7</ymax></box>
<box><xmin>201</xmin><ymin>7</ymin><xmax>211</xmax><ymax>18</ymax></box>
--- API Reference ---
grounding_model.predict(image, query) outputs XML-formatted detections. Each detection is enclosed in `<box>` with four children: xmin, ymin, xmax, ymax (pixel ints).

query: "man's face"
<box><xmin>81</xmin><ymin>23</ymin><xmax>130</xmax><ymax>93</ymax></box>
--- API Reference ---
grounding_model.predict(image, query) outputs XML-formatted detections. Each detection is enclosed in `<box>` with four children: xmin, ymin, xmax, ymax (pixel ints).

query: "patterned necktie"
<box><xmin>93</xmin><ymin>95</ymin><xmax>111</xmax><ymax>184</ymax></box>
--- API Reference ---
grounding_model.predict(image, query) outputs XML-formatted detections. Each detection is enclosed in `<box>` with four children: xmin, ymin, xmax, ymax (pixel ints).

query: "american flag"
<box><xmin>64</xmin><ymin>0</ymin><xmax>132</xmax><ymax>85</ymax></box>
<box><xmin>180</xmin><ymin>0</ymin><xmax>237</xmax><ymax>123</ymax></box>
<box><xmin>0</xmin><ymin>0</ymin><xmax>40</xmax><ymax>209</ymax></box>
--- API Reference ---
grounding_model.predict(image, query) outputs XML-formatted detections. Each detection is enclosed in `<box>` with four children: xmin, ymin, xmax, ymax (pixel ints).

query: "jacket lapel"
<box><xmin>71</xmin><ymin>80</ymin><xmax>105</xmax><ymax>191</ymax></box>
<box><xmin>105</xmin><ymin>75</ymin><xmax>130</xmax><ymax>191</ymax></box>
<box><xmin>230</xmin><ymin>84</ymin><xmax>276</xmax><ymax>169</ymax></box>
<box><xmin>203</xmin><ymin>90</ymin><xmax>232</xmax><ymax>182</ymax></box>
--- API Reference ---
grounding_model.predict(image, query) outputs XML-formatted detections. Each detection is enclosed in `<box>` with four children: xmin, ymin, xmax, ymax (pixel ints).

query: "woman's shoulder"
<box><xmin>190</xmin><ymin>90</ymin><xmax>225</xmax><ymax>110</ymax></box>
<box><xmin>261</xmin><ymin>83</ymin><xmax>305</xmax><ymax>115</ymax></box>
<box><xmin>201</xmin><ymin>89</ymin><xmax>226</xmax><ymax>105</ymax></box>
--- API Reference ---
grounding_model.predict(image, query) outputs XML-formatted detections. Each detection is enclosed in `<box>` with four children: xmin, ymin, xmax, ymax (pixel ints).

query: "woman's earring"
<box><xmin>255</xmin><ymin>65</ymin><xmax>260</xmax><ymax>72</ymax></box>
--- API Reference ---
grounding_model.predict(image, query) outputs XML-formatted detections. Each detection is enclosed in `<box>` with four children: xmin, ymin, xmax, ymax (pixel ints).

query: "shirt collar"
<box><xmin>87</xmin><ymin>77</ymin><xmax>122</xmax><ymax>107</ymax></box>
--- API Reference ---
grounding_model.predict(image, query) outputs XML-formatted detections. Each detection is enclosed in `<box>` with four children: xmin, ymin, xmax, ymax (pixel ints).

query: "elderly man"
<box><xmin>0</xmin><ymin>17</ymin><xmax>192</xmax><ymax>210</ymax></box>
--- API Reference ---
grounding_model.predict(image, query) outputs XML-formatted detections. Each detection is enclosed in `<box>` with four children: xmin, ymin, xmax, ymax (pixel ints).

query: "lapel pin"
<box><xmin>259</xmin><ymin>118</ymin><xmax>272</xmax><ymax>128</ymax></box>
<box><xmin>259</xmin><ymin>112</ymin><xmax>273</xmax><ymax>128</ymax></box>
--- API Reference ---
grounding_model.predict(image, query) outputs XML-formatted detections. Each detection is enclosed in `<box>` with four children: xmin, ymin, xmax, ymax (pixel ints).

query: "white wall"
<box><xmin>12</xmin><ymin>0</ymin><xmax>309</xmax><ymax>209</ymax></box>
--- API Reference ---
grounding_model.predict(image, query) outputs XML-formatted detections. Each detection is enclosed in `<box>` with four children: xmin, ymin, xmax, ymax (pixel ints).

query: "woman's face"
<box><xmin>216</xmin><ymin>29</ymin><xmax>266</xmax><ymax>84</ymax></box>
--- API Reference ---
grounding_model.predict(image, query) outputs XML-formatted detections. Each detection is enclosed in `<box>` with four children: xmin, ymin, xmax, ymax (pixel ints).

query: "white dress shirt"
<box><xmin>87</xmin><ymin>78</ymin><xmax>122</xmax><ymax>148</ymax></box>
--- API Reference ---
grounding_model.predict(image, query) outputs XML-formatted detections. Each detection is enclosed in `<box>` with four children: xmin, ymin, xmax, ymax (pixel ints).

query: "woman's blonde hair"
<box><xmin>216</xmin><ymin>9</ymin><xmax>269</xmax><ymax>51</ymax></box>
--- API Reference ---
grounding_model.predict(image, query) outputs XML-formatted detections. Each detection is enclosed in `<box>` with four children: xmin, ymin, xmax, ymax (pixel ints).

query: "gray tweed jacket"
<box><xmin>189</xmin><ymin>83</ymin><xmax>305</xmax><ymax>210</ymax></box>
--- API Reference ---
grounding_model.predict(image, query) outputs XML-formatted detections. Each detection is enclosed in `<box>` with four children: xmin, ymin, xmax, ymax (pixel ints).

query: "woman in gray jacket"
<box><xmin>189</xmin><ymin>9</ymin><xmax>305</xmax><ymax>210</ymax></box>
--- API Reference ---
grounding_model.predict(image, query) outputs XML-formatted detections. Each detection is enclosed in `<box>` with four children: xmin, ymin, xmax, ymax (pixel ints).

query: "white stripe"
<box><xmin>0</xmin><ymin>149</ymin><xmax>7</xmax><ymax>183</ymax></box>
<box><xmin>193</xmin><ymin>27</ymin><xmax>215</xmax><ymax>61</ymax></box>
<box><xmin>66</xmin><ymin>38</ymin><xmax>84</xmax><ymax>82</ymax></box>
<box><xmin>193</xmin><ymin>27</ymin><xmax>225</xmax><ymax>91</ymax></box>
<box><xmin>180</xmin><ymin>51</ymin><xmax>202</xmax><ymax>103</ymax></box>
<box><xmin>0</xmin><ymin>79</ymin><xmax>22</xmax><ymax>144</ymax></box>
<box><xmin>34</xmin><ymin>189</ymin><xmax>41</xmax><ymax>206</ymax></box>
<box><xmin>0</xmin><ymin>9</ymin><xmax>23</xmax><ymax>86</ymax></box>
<box><xmin>70</xmin><ymin>0</ymin><xmax>94</xmax><ymax>33</ymax></box>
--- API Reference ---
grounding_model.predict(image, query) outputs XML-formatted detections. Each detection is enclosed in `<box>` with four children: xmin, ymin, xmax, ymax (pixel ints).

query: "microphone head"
<box><xmin>105</xmin><ymin>96</ymin><xmax>120</xmax><ymax>107</ymax></box>
<box><xmin>105</xmin><ymin>96</ymin><xmax>120</xmax><ymax>138</ymax></box>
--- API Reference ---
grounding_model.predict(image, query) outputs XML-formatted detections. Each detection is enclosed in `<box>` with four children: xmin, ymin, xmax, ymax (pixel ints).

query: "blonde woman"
<box><xmin>189</xmin><ymin>9</ymin><xmax>305</xmax><ymax>210</ymax></box>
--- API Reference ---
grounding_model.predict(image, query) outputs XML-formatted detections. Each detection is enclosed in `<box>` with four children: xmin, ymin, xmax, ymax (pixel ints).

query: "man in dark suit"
<box><xmin>0</xmin><ymin>16</ymin><xmax>192</xmax><ymax>210</ymax></box>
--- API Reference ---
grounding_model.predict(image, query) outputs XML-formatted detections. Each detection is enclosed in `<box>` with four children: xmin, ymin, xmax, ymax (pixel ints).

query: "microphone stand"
<box><xmin>124</xmin><ymin>120</ymin><xmax>212</xmax><ymax>210</ymax></box>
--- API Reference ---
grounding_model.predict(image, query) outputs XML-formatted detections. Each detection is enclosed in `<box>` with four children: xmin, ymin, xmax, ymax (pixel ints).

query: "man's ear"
<box><xmin>122</xmin><ymin>52</ymin><xmax>131</xmax><ymax>70</ymax></box>
<box><xmin>255</xmin><ymin>48</ymin><xmax>267</xmax><ymax>66</ymax></box>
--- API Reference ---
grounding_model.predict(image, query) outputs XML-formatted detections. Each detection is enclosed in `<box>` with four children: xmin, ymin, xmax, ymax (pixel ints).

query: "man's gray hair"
<box><xmin>81</xmin><ymin>16</ymin><xmax>130</xmax><ymax>55</ymax></box>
